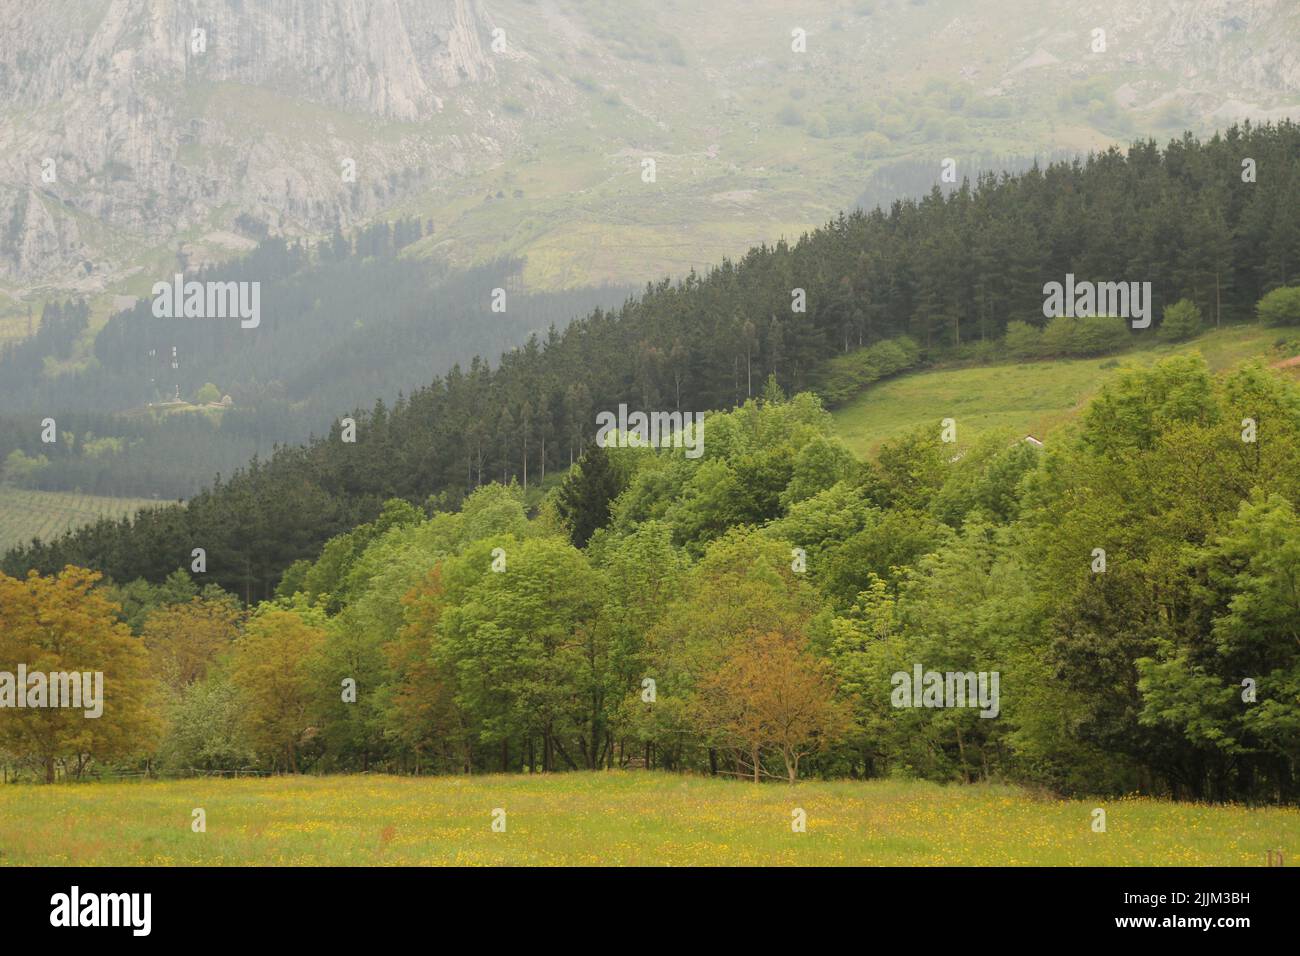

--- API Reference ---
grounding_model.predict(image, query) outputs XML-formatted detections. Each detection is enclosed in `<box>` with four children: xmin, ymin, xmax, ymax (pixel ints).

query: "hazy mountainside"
<box><xmin>5</xmin><ymin>123</ymin><xmax>1297</xmax><ymax>601</ymax></box>
<box><xmin>0</xmin><ymin>231</ymin><xmax>632</xmax><ymax>498</ymax></box>
<box><xmin>0</xmin><ymin>239</ymin><xmax>628</xmax><ymax>417</ymax></box>
<box><xmin>2</xmin><ymin>0</ymin><xmax>1299</xmax><ymax>315</ymax></box>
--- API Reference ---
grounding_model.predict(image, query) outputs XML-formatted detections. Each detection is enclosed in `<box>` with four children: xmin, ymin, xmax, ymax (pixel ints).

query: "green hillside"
<box><xmin>832</xmin><ymin>325</ymin><xmax>1300</xmax><ymax>455</ymax></box>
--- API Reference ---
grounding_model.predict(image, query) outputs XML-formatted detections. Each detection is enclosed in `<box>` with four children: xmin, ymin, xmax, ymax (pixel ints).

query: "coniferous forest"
<box><xmin>5</xmin><ymin>123</ymin><xmax>1298</xmax><ymax>598</ymax></box>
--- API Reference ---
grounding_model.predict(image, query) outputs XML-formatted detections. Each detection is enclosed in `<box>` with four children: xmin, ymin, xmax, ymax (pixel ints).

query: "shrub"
<box><xmin>861</xmin><ymin>131</ymin><xmax>891</xmax><ymax>158</ymax></box>
<box><xmin>1256</xmin><ymin>286</ymin><xmax>1300</xmax><ymax>326</ymax></box>
<box><xmin>969</xmin><ymin>339</ymin><xmax>998</xmax><ymax>363</ymax></box>
<box><xmin>1040</xmin><ymin>315</ymin><xmax>1081</xmax><ymax>356</ymax></box>
<box><xmin>813</xmin><ymin>336</ymin><xmax>922</xmax><ymax>406</ymax></box>
<box><xmin>865</xmin><ymin>339</ymin><xmax>908</xmax><ymax>376</ymax></box>
<box><xmin>1159</xmin><ymin>299</ymin><xmax>1203</xmax><ymax>342</ymax></box>
<box><xmin>1073</xmin><ymin>314</ymin><xmax>1131</xmax><ymax>355</ymax></box>
<box><xmin>1004</xmin><ymin>320</ymin><xmax>1042</xmax><ymax>359</ymax></box>
<box><xmin>2</xmin><ymin>449</ymin><xmax>49</xmax><ymax>486</ymax></box>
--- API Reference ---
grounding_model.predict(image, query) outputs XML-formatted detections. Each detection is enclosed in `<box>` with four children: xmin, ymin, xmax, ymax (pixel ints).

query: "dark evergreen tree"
<box><xmin>555</xmin><ymin>444</ymin><xmax>622</xmax><ymax>548</ymax></box>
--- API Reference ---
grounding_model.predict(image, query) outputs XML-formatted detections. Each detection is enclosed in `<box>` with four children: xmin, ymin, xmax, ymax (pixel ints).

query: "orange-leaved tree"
<box><xmin>694</xmin><ymin>630</ymin><xmax>851</xmax><ymax>782</ymax></box>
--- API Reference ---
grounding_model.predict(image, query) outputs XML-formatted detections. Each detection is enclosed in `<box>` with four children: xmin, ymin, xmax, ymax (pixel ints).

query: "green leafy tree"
<box><xmin>157</xmin><ymin>671</ymin><xmax>255</xmax><ymax>772</ymax></box>
<box><xmin>1256</xmin><ymin>285</ymin><xmax>1300</xmax><ymax>326</ymax></box>
<box><xmin>230</xmin><ymin>606</ymin><xmax>327</xmax><ymax>772</ymax></box>
<box><xmin>1040</xmin><ymin>315</ymin><xmax>1080</xmax><ymax>356</ymax></box>
<box><xmin>194</xmin><ymin>382</ymin><xmax>222</xmax><ymax>404</ymax></box>
<box><xmin>439</xmin><ymin>536</ymin><xmax>605</xmax><ymax>771</ymax></box>
<box><xmin>1159</xmin><ymin>298</ymin><xmax>1203</xmax><ymax>342</ymax></box>
<box><xmin>1004</xmin><ymin>320</ymin><xmax>1042</xmax><ymax>359</ymax></box>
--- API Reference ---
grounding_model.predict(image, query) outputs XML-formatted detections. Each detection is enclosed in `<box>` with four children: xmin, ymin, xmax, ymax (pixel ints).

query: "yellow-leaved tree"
<box><xmin>0</xmin><ymin>567</ymin><xmax>161</xmax><ymax>782</ymax></box>
<box><xmin>141</xmin><ymin>593</ymin><xmax>244</xmax><ymax>691</ymax></box>
<box><xmin>229</xmin><ymin>607</ymin><xmax>327</xmax><ymax>772</ymax></box>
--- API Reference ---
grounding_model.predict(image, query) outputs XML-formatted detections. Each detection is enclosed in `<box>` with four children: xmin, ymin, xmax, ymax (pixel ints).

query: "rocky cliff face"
<box><xmin>0</xmin><ymin>0</ymin><xmax>503</xmax><ymax>285</ymax></box>
<box><xmin>2</xmin><ymin>0</ymin><xmax>492</xmax><ymax>115</ymax></box>
<box><xmin>1145</xmin><ymin>0</ymin><xmax>1300</xmax><ymax>94</ymax></box>
<box><xmin>1</xmin><ymin>0</ymin><xmax>1296</xmax><ymax>295</ymax></box>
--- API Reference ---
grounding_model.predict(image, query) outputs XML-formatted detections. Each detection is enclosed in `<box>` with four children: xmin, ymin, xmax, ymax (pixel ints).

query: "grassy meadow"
<box><xmin>0</xmin><ymin>772</ymin><xmax>1294</xmax><ymax>867</ymax></box>
<box><xmin>832</xmin><ymin>325</ymin><xmax>1298</xmax><ymax>456</ymax></box>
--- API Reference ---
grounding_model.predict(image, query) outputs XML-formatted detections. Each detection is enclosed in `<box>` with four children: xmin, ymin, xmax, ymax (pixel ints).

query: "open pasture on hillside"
<box><xmin>0</xmin><ymin>772</ymin><xmax>1293</xmax><ymax>867</ymax></box>
<box><xmin>831</xmin><ymin>325</ymin><xmax>1295</xmax><ymax>455</ymax></box>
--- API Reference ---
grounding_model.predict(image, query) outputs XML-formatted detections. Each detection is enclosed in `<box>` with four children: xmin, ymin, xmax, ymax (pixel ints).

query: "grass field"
<box><xmin>831</xmin><ymin>325</ymin><xmax>1297</xmax><ymax>456</ymax></box>
<box><xmin>0</xmin><ymin>486</ymin><xmax>159</xmax><ymax>553</ymax></box>
<box><xmin>0</xmin><ymin>772</ymin><xmax>1294</xmax><ymax>866</ymax></box>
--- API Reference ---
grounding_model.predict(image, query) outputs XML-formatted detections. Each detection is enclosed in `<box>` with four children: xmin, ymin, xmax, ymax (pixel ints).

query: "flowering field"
<box><xmin>1</xmin><ymin>772</ymin><xmax>1294</xmax><ymax>866</ymax></box>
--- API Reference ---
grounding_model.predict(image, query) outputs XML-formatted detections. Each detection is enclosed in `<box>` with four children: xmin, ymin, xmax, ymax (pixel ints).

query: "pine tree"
<box><xmin>555</xmin><ymin>444</ymin><xmax>621</xmax><ymax>547</ymax></box>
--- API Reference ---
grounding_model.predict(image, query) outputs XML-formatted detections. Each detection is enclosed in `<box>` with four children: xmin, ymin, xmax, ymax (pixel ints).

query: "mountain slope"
<box><xmin>3</xmin><ymin>0</ymin><xmax>1299</xmax><ymax>312</ymax></box>
<box><xmin>4</xmin><ymin>122</ymin><xmax>1297</xmax><ymax>600</ymax></box>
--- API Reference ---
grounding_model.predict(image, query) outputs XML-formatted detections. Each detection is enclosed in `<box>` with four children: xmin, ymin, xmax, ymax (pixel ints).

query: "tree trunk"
<box><xmin>552</xmin><ymin>736</ymin><xmax>578</xmax><ymax>770</ymax></box>
<box><xmin>1206</xmin><ymin>269</ymin><xmax>1216</xmax><ymax>329</ymax></box>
